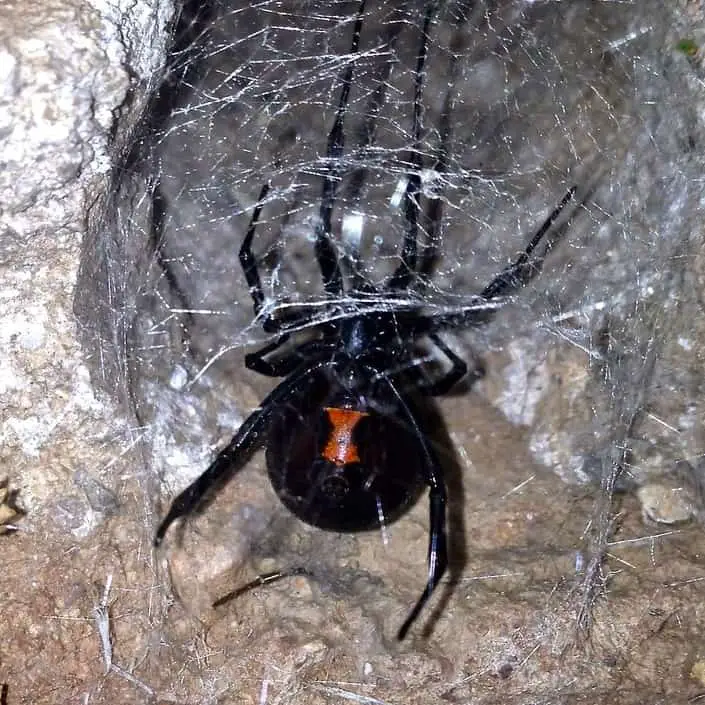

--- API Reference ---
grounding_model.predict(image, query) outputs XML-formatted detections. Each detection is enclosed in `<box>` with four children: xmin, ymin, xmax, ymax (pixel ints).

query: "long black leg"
<box><xmin>407</xmin><ymin>187</ymin><xmax>578</xmax><ymax>334</ymax></box>
<box><xmin>481</xmin><ymin>187</ymin><xmax>576</xmax><ymax>300</ymax></box>
<box><xmin>421</xmin><ymin>333</ymin><xmax>468</xmax><ymax>396</ymax></box>
<box><xmin>344</xmin><ymin>9</ymin><xmax>407</xmax><ymax>291</ymax></box>
<box><xmin>244</xmin><ymin>336</ymin><xmax>292</xmax><ymax>377</ymax></box>
<box><xmin>154</xmin><ymin>360</ymin><xmax>326</xmax><ymax>546</ymax></box>
<box><xmin>239</xmin><ymin>182</ymin><xmax>270</xmax><ymax>319</ymax></box>
<box><xmin>343</xmin><ymin>7</ymin><xmax>406</xmax><ymax>207</ymax></box>
<box><xmin>384</xmin><ymin>377</ymin><xmax>448</xmax><ymax>640</ymax></box>
<box><xmin>397</xmin><ymin>483</ymin><xmax>447</xmax><ymax>640</ymax></box>
<box><xmin>418</xmin><ymin>1</ymin><xmax>470</xmax><ymax>281</ymax></box>
<box><xmin>388</xmin><ymin>2</ymin><xmax>438</xmax><ymax>290</ymax></box>
<box><xmin>240</xmin><ymin>183</ymin><xmax>324</xmax><ymax>334</ymax></box>
<box><xmin>315</xmin><ymin>0</ymin><xmax>367</xmax><ymax>295</ymax></box>
<box><xmin>245</xmin><ymin>337</ymin><xmax>334</xmax><ymax>378</ymax></box>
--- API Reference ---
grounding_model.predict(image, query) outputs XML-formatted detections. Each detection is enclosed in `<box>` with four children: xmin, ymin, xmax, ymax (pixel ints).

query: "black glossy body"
<box><xmin>266</xmin><ymin>361</ymin><xmax>427</xmax><ymax>533</ymax></box>
<box><xmin>154</xmin><ymin>0</ymin><xmax>577</xmax><ymax>640</ymax></box>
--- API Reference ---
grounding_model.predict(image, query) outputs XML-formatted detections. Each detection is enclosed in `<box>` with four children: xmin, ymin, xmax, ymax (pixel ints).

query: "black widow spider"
<box><xmin>155</xmin><ymin>0</ymin><xmax>576</xmax><ymax>640</ymax></box>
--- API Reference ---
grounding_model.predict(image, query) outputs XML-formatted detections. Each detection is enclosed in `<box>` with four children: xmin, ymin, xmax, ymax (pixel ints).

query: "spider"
<box><xmin>155</xmin><ymin>0</ymin><xmax>576</xmax><ymax>640</ymax></box>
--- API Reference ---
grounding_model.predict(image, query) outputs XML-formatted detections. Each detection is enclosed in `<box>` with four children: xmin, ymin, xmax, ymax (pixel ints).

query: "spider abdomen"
<box><xmin>266</xmin><ymin>393</ymin><xmax>425</xmax><ymax>533</ymax></box>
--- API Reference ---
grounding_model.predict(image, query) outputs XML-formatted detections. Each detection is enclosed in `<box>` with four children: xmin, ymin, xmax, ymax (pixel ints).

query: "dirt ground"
<box><xmin>2</xmin><ymin>387</ymin><xmax>704</xmax><ymax>705</ymax></box>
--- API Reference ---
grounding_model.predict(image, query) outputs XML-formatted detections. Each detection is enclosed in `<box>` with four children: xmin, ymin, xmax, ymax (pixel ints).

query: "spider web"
<box><xmin>75</xmin><ymin>0</ymin><xmax>705</xmax><ymax>700</ymax></box>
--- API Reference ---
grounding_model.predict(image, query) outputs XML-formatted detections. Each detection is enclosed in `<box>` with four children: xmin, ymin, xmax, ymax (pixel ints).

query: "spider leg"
<box><xmin>407</xmin><ymin>187</ymin><xmax>578</xmax><ymax>334</ymax></box>
<box><xmin>245</xmin><ymin>337</ymin><xmax>334</xmax><ymax>378</ymax></box>
<box><xmin>244</xmin><ymin>335</ymin><xmax>292</xmax><ymax>377</ymax></box>
<box><xmin>315</xmin><ymin>0</ymin><xmax>366</xmax><ymax>295</ymax></box>
<box><xmin>417</xmin><ymin>2</ymin><xmax>469</xmax><ymax>281</ymax></box>
<box><xmin>384</xmin><ymin>377</ymin><xmax>448</xmax><ymax>640</ymax></box>
<box><xmin>154</xmin><ymin>359</ymin><xmax>326</xmax><ymax>546</ymax></box>
<box><xmin>420</xmin><ymin>333</ymin><xmax>468</xmax><ymax>396</ymax></box>
<box><xmin>398</xmin><ymin>450</ymin><xmax>447</xmax><ymax>641</ymax></box>
<box><xmin>481</xmin><ymin>186</ymin><xmax>577</xmax><ymax>300</ymax></box>
<box><xmin>240</xmin><ymin>184</ymin><xmax>327</xmax><ymax>334</ymax></box>
<box><xmin>345</xmin><ymin>10</ymin><xmax>407</xmax><ymax>290</ymax></box>
<box><xmin>388</xmin><ymin>3</ymin><xmax>437</xmax><ymax>290</ymax></box>
<box><xmin>239</xmin><ymin>182</ymin><xmax>271</xmax><ymax>321</ymax></box>
<box><xmin>342</xmin><ymin>8</ymin><xmax>406</xmax><ymax>207</ymax></box>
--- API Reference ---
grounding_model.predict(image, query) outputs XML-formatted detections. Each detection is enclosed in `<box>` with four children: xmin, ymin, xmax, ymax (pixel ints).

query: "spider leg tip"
<box><xmin>153</xmin><ymin>523</ymin><xmax>168</xmax><ymax>548</ymax></box>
